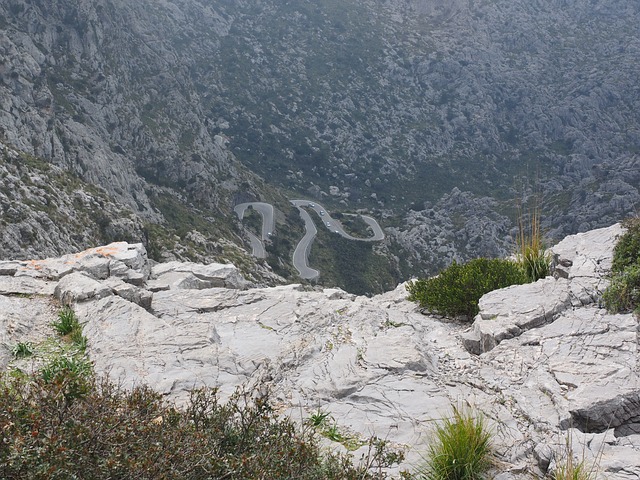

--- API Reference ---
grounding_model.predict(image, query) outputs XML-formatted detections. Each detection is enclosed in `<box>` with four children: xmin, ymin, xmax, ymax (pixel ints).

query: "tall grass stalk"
<box><xmin>552</xmin><ymin>431</ymin><xmax>601</xmax><ymax>480</ymax></box>
<box><xmin>517</xmin><ymin>205</ymin><xmax>550</xmax><ymax>282</ymax></box>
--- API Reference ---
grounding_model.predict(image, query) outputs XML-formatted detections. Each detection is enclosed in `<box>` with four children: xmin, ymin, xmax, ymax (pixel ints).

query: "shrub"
<box><xmin>602</xmin><ymin>264</ymin><xmax>640</xmax><ymax>313</ymax></box>
<box><xmin>0</xmin><ymin>369</ymin><xmax>403</xmax><ymax>479</ymax></box>
<box><xmin>407</xmin><ymin>258</ymin><xmax>526</xmax><ymax>320</ymax></box>
<box><xmin>419</xmin><ymin>406</ymin><xmax>492</xmax><ymax>480</ymax></box>
<box><xmin>603</xmin><ymin>217</ymin><xmax>640</xmax><ymax>314</ymax></box>
<box><xmin>611</xmin><ymin>217</ymin><xmax>640</xmax><ymax>273</ymax></box>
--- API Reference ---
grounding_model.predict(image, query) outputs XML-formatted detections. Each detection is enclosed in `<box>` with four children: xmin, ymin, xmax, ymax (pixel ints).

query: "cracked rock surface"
<box><xmin>1</xmin><ymin>225</ymin><xmax>639</xmax><ymax>478</ymax></box>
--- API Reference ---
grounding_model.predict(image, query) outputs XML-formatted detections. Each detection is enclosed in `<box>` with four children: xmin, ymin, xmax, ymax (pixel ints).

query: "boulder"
<box><xmin>0</xmin><ymin>275</ymin><xmax>56</xmax><ymax>296</ymax></box>
<box><xmin>104</xmin><ymin>277</ymin><xmax>153</xmax><ymax>310</ymax></box>
<box><xmin>149</xmin><ymin>260</ymin><xmax>247</xmax><ymax>290</ymax></box>
<box><xmin>54</xmin><ymin>272</ymin><xmax>113</xmax><ymax>304</ymax></box>
<box><xmin>462</xmin><ymin>278</ymin><xmax>572</xmax><ymax>354</ymax></box>
<box><xmin>10</xmin><ymin>242</ymin><xmax>150</xmax><ymax>283</ymax></box>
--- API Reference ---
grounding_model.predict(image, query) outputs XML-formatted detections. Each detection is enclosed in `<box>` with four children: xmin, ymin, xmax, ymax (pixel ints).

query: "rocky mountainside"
<box><xmin>1</xmin><ymin>0</ymin><xmax>639</xmax><ymax>290</ymax></box>
<box><xmin>1</xmin><ymin>224</ymin><xmax>638</xmax><ymax>478</ymax></box>
<box><xmin>0</xmin><ymin>140</ymin><xmax>283</xmax><ymax>285</ymax></box>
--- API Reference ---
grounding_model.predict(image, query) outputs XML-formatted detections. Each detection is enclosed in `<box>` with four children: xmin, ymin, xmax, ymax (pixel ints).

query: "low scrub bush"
<box><xmin>0</xmin><ymin>368</ymin><xmax>403</xmax><ymax>479</ymax></box>
<box><xmin>602</xmin><ymin>264</ymin><xmax>640</xmax><ymax>313</ymax></box>
<box><xmin>407</xmin><ymin>258</ymin><xmax>526</xmax><ymax>320</ymax></box>
<box><xmin>603</xmin><ymin>217</ymin><xmax>640</xmax><ymax>315</ymax></box>
<box><xmin>418</xmin><ymin>406</ymin><xmax>493</xmax><ymax>480</ymax></box>
<box><xmin>611</xmin><ymin>217</ymin><xmax>640</xmax><ymax>273</ymax></box>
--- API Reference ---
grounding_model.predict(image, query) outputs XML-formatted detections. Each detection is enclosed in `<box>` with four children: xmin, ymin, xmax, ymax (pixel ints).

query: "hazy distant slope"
<box><xmin>207</xmin><ymin>0</ymin><xmax>640</xmax><ymax>206</ymax></box>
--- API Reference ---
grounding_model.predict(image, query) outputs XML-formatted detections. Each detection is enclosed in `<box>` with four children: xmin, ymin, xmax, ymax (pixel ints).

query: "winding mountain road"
<box><xmin>233</xmin><ymin>202</ymin><xmax>275</xmax><ymax>259</ymax></box>
<box><xmin>290</xmin><ymin>200</ymin><xmax>384</xmax><ymax>242</ymax></box>
<box><xmin>235</xmin><ymin>200</ymin><xmax>384</xmax><ymax>279</ymax></box>
<box><xmin>290</xmin><ymin>205</ymin><xmax>320</xmax><ymax>279</ymax></box>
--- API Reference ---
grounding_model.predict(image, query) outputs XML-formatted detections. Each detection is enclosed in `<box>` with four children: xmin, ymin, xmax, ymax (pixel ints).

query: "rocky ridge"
<box><xmin>1</xmin><ymin>223</ymin><xmax>639</xmax><ymax>478</ymax></box>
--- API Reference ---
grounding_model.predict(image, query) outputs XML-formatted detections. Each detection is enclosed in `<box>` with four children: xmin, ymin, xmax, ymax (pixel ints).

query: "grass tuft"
<box><xmin>419</xmin><ymin>406</ymin><xmax>493</xmax><ymax>480</ymax></box>
<box><xmin>10</xmin><ymin>341</ymin><xmax>34</xmax><ymax>358</ymax></box>
<box><xmin>51</xmin><ymin>306</ymin><xmax>78</xmax><ymax>335</ymax></box>
<box><xmin>40</xmin><ymin>354</ymin><xmax>93</xmax><ymax>400</ymax></box>
<box><xmin>553</xmin><ymin>458</ymin><xmax>594</xmax><ymax>480</ymax></box>
<box><xmin>306</xmin><ymin>409</ymin><xmax>366</xmax><ymax>451</ymax></box>
<box><xmin>516</xmin><ymin>205</ymin><xmax>550</xmax><ymax>282</ymax></box>
<box><xmin>552</xmin><ymin>431</ymin><xmax>601</xmax><ymax>480</ymax></box>
<box><xmin>307</xmin><ymin>409</ymin><xmax>332</xmax><ymax>428</ymax></box>
<box><xmin>50</xmin><ymin>306</ymin><xmax>88</xmax><ymax>351</ymax></box>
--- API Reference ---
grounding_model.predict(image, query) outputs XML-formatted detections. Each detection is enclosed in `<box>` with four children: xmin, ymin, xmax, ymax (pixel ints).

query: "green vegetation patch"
<box><xmin>407</xmin><ymin>258</ymin><xmax>526</xmax><ymax>320</ymax></box>
<box><xmin>418</xmin><ymin>406</ymin><xmax>493</xmax><ymax>480</ymax></box>
<box><xmin>265</xmin><ymin>204</ymin><xmax>306</xmax><ymax>278</ymax></box>
<box><xmin>310</xmin><ymin>226</ymin><xmax>399</xmax><ymax>296</ymax></box>
<box><xmin>0</xmin><ymin>374</ymin><xmax>404</xmax><ymax>479</ymax></box>
<box><xmin>51</xmin><ymin>306</ymin><xmax>87</xmax><ymax>351</ymax></box>
<box><xmin>334</xmin><ymin>213</ymin><xmax>374</xmax><ymax>238</ymax></box>
<box><xmin>602</xmin><ymin>217</ymin><xmax>640</xmax><ymax>315</ymax></box>
<box><xmin>10</xmin><ymin>342</ymin><xmax>34</xmax><ymax>359</ymax></box>
<box><xmin>516</xmin><ymin>207</ymin><xmax>551</xmax><ymax>282</ymax></box>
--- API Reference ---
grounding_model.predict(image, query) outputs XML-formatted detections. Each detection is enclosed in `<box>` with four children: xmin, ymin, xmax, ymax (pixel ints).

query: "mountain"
<box><xmin>1</xmin><ymin>0</ymin><xmax>639</xmax><ymax>292</ymax></box>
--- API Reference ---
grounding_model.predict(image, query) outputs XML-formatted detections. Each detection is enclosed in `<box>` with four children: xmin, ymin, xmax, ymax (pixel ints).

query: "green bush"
<box><xmin>602</xmin><ymin>264</ymin><xmax>640</xmax><ymax>313</ymax></box>
<box><xmin>0</xmin><ymin>369</ymin><xmax>403</xmax><ymax>479</ymax></box>
<box><xmin>407</xmin><ymin>258</ymin><xmax>526</xmax><ymax>320</ymax></box>
<box><xmin>603</xmin><ymin>218</ymin><xmax>640</xmax><ymax>314</ymax></box>
<box><xmin>419</xmin><ymin>406</ymin><xmax>492</xmax><ymax>480</ymax></box>
<box><xmin>611</xmin><ymin>217</ymin><xmax>640</xmax><ymax>273</ymax></box>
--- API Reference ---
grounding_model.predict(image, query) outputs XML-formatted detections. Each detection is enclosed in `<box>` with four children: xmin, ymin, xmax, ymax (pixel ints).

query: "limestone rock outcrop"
<box><xmin>462</xmin><ymin>224</ymin><xmax>624</xmax><ymax>355</ymax></box>
<box><xmin>1</xmin><ymin>225</ymin><xmax>639</xmax><ymax>478</ymax></box>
